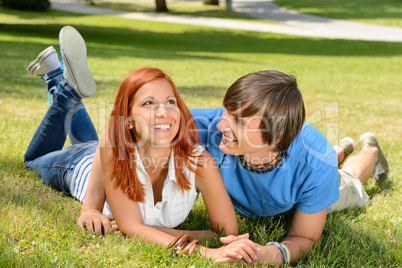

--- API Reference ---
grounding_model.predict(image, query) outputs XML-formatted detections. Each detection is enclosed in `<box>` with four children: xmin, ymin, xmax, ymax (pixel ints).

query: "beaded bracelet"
<box><xmin>265</xmin><ymin>241</ymin><xmax>288</xmax><ymax>265</ymax></box>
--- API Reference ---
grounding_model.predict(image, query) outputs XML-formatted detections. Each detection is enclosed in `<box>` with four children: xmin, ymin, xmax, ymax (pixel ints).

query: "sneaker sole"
<box><xmin>26</xmin><ymin>46</ymin><xmax>57</xmax><ymax>75</ymax></box>
<box><xmin>360</xmin><ymin>132</ymin><xmax>389</xmax><ymax>181</ymax></box>
<box><xmin>59</xmin><ymin>26</ymin><xmax>96</xmax><ymax>98</ymax></box>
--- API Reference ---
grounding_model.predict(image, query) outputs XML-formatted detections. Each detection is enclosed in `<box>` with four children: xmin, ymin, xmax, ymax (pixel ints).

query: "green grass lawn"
<box><xmin>275</xmin><ymin>0</ymin><xmax>402</xmax><ymax>28</ymax></box>
<box><xmin>0</xmin><ymin>6</ymin><xmax>401</xmax><ymax>267</ymax></box>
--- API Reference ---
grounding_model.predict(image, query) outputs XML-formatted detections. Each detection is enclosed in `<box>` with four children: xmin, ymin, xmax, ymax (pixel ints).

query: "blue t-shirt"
<box><xmin>191</xmin><ymin>108</ymin><xmax>340</xmax><ymax>218</ymax></box>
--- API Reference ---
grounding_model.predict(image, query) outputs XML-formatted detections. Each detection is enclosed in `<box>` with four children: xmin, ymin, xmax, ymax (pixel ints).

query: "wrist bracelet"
<box><xmin>280</xmin><ymin>243</ymin><xmax>291</xmax><ymax>264</ymax></box>
<box><xmin>179</xmin><ymin>239</ymin><xmax>199</xmax><ymax>256</ymax></box>
<box><xmin>167</xmin><ymin>234</ymin><xmax>183</xmax><ymax>249</ymax></box>
<box><xmin>265</xmin><ymin>241</ymin><xmax>287</xmax><ymax>265</ymax></box>
<box><xmin>175</xmin><ymin>235</ymin><xmax>190</xmax><ymax>249</ymax></box>
<box><xmin>167</xmin><ymin>235</ymin><xmax>199</xmax><ymax>257</ymax></box>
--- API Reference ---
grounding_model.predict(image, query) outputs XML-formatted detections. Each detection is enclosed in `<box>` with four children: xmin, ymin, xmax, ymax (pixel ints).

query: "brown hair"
<box><xmin>223</xmin><ymin>70</ymin><xmax>305</xmax><ymax>152</ymax></box>
<box><xmin>107</xmin><ymin>67</ymin><xmax>200</xmax><ymax>203</ymax></box>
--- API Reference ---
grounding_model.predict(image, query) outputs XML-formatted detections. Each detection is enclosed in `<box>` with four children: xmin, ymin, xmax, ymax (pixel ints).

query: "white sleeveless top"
<box><xmin>70</xmin><ymin>145</ymin><xmax>204</xmax><ymax>228</ymax></box>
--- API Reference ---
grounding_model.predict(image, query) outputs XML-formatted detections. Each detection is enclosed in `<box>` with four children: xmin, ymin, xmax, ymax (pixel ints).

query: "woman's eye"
<box><xmin>166</xmin><ymin>100</ymin><xmax>176</xmax><ymax>105</ymax></box>
<box><xmin>142</xmin><ymin>101</ymin><xmax>153</xmax><ymax>106</ymax></box>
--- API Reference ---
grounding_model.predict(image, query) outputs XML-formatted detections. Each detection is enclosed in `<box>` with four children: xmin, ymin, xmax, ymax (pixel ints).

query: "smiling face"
<box><xmin>129</xmin><ymin>78</ymin><xmax>180</xmax><ymax>148</ymax></box>
<box><xmin>216</xmin><ymin>108</ymin><xmax>277</xmax><ymax>164</ymax></box>
<box><xmin>221</xmin><ymin>70</ymin><xmax>305</xmax><ymax>154</ymax></box>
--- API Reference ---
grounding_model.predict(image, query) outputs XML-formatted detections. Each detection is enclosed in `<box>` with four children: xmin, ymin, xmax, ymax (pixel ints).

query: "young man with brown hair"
<box><xmin>191</xmin><ymin>70</ymin><xmax>389</xmax><ymax>266</ymax></box>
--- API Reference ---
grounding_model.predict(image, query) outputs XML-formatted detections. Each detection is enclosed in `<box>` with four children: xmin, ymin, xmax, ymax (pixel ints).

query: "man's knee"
<box><xmin>363</xmin><ymin>144</ymin><xmax>379</xmax><ymax>157</ymax></box>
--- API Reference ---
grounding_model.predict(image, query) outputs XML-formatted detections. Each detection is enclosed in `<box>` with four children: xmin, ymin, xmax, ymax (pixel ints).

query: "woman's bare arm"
<box><xmin>77</xmin><ymin>145</ymin><xmax>117</xmax><ymax>235</ymax></box>
<box><xmin>195</xmin><ymin>150</ymin><xmax>238</xmax><ymax>236</ymax></box>
<box><xmin>100</xmin><ymin>142</ymin><xmax>258</xmax><ymax>262</ymax></box>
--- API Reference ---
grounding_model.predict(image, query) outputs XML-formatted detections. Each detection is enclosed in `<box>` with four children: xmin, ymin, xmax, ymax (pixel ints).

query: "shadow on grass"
<box><xmin>1</xmin><ymin>22</ymin><xmax>402</xmax><ymax>58</ymax></box>
<box><xmin>90</xmin><ymin>2</ymin><xmax>257</xmax><ymax>21</ymax></box>
<box><xmin>366</xmin><ymin>179</ymin><xmax>395</xmax><ymax>198</ymax></box>
<box><xmin>1</xmin><ymin>15</ymin><xmax>402</xmax><ymax>99</ymax></box>
<box><xmin>315</xmin><ymin>210</ymin><xmax>398</xmax><ymax>266</ymax></box>
<box><xmin>0</xmin><ymin>7</ymin><xmax>88</xmax><ymax>19</ymax></box>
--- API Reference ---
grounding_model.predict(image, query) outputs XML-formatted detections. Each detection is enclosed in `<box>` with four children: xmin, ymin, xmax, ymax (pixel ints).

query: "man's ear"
<box><xmin>275</xmin><ymin>132</ymin><xmax>283</xmax><ymax>144</ymax></box>
<box><xmin>270</xmin><ymin>131</ymin><xmax>283</xmax><ymax>151</ymax></box>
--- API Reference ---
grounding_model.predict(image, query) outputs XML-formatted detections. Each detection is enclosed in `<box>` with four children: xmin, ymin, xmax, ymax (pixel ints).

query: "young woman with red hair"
<box><xmin>24</xmin><ymin>26</ymin><xmax>259</xmax><ymax>264</ymax></box>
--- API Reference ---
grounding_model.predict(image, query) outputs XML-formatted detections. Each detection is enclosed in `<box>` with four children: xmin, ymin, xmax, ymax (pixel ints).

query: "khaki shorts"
<box><xmin>329</xmin><ymin>170</ymin><xmax>370</xmax><ymax>213</ymax></box>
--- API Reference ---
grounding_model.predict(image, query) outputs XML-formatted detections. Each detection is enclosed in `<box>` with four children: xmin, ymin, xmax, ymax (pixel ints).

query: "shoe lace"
<box><xmin>47</xmin><ymin>91</ymin><xmax>53</xmax><ymax>105</ymax></box>
<box><xmin>59</xmin><ymin>54</ymin><xmax>64</xmax><ymax>72</ymax></box>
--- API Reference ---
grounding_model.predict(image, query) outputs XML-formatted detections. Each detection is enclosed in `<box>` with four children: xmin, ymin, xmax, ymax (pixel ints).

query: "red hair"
<box><xmin>107</xmin><ymin>67</ymin><xmax>200</xmax><ymax>203</ymax></box>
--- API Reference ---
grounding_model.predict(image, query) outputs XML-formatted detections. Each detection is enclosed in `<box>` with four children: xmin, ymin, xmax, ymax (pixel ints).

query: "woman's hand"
<box><xmin>77</xmin><ymin>209</ymin><xmax>118</xmax><ymax>236</ymax></box>
<box><xmin>207</xmin><ymin>235</ymin><xmax>260</xmax><ymax>265</ymax></box>
<box><xmin>78</xmin><ymin>146</ymin><xmax>116</xmax><ymax>237</ymax></box>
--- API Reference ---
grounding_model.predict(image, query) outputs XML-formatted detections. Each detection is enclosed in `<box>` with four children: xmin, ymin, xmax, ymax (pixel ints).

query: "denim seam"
<box><xmin>58</xmin><ymin>141</ymin><xmax>97</xmax><ymax>166</ymax></box>
<box><xmin>58</xmin><ymin>165</ymin><xmax>74</xmax><ymax>195</ymax></box>
<box><xmin>59</xmin><ymin>77</ymin><xmax>81</xmax><ymax>101</ymax></box>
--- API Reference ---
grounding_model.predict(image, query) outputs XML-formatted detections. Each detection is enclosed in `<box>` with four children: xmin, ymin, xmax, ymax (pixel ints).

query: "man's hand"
<box><xmin>220</xmin><ymin>233</ymin><xmax>250</xmax><ymax>244</ymax></box>
<box><xmin>213</xmin><ymin>233</ymin><xmax>260</xmax><ymax>265</ymax></box>
<box><xmin>77</xmin><ymin>209</ymin><xmax>118</xmax><ymax>236</ymax></box>
<box><xmin>220</xmin><ymin>233</ymin><xmax>280</xmax><ymax>266</ymax></box>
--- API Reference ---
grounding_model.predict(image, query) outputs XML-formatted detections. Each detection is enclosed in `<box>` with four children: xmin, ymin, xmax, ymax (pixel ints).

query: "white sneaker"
<box><xmin>59</xmin><ymin>26</ymin><xmax>96</xmax><ymax>98</ymax></box>
<box><xmin>360</xmin><ymin>132</ymin><xmax>389</xmax><ymax>181</ymax></box>
<box><xmin>337</xmin><ymin>137</ymin><xmax>355</xmax><ymax>165</ymax></box>
<box><xmin>339</xmin><ymin>137</ymin><xmax>355</xmax><ymax>158</ymax></box>
<box><xmin>26</xmin><ymin>46</ymin><xmax>60</xmax><ymax>75</ymax></box>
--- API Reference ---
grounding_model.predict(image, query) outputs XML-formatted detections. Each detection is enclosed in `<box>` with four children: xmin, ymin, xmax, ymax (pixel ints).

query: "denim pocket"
<box><xmin>58</xmin><ymin>166</ymin><xmax>73</xmax><ymax>195</ymax></box>
<box><xmin>71</xmin><ymin>140</ymin><xmax>98</xmax><ymax>154</ymax></box>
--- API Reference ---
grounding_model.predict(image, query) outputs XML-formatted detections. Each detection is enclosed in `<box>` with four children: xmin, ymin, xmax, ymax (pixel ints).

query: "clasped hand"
<box><xmin>77</xmin><ymin>213</ymin><xmax>259</xmax><ymax>265</ymax></box>
<box><xmin>214</xmin><ymin>233</ymin><xmax>260</xmax><ymax>265</ymax></box>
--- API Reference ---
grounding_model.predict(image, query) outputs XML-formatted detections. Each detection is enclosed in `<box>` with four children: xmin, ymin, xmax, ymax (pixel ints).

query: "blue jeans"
<box><xmin>24</xmin><ymin>68</ymin><xmax>98</xmax><ymax>194</ymax></box>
